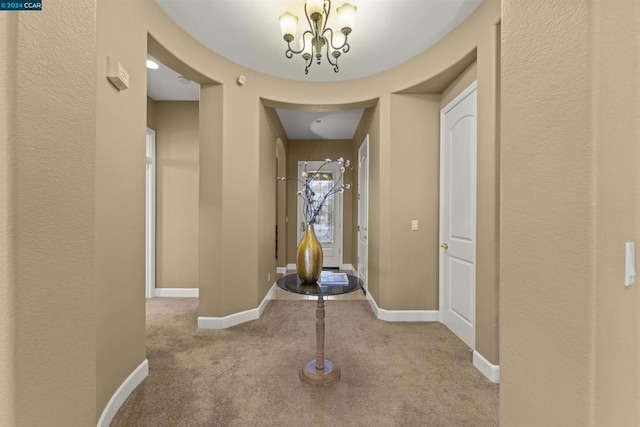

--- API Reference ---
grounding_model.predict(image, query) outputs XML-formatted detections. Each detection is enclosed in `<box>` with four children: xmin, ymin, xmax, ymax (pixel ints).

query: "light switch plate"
<box><xmin>411</xmin><ymin>220</ymin><xmax>419</xmax><ymax>231</ymax></box>
<box><xmin>625</xmin><ymin>242</ymin><xmax>635</xmax><ymax>286</ymax></box>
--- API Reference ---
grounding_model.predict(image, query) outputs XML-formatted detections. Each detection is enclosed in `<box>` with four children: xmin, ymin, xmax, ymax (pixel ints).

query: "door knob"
<box><xmin>441</xmin><ymin>243</ymin><xmax>449</xmax><ymax>250</ymax></box>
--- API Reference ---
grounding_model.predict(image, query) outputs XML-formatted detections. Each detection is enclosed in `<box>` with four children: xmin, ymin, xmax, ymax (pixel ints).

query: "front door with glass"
<box><xmin>297</xmin><ymin>161</ymin><xmax>343</xmax><ymax>268</ymax></box>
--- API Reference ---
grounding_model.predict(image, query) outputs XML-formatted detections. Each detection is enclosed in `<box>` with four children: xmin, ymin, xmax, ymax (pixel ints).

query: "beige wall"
<box><xmin>147</xmin><ymin>96</ymin><xmax>156</xmax><ymax>129</ymax></box>
<box><xmin>441</xmin><ymin>62</ymin><xmax>477</xmax><ymax>108</ymax></box>
<box><xmin>475</xmin><ymin>22</ymin><xmax>501</xmax><ymax>366</ymax></box>
<box><xmin>96</xmin><ymin>0</ymin><xmax>147</xmax><ymax>418</ymax></box>
<box><xmin>257</xmin><ymin>104</ymin><xmax>281</xmax><ymax>300</ymax></box>
<box><xmin>501</xmin><ymin>0</ymin><xmax>640</xmax><ymax>425</ymax></box>
<box><xmin>8</xmin><ymin>1</ymin><xmax>640</xmax><ymax>424</ymax></box>
<box><xmin>286</xmin><ymin>139</ymin><xmax>355</xmax><ymax>265</ymax></box>
<box><xmin>2</xmin><ymin>0</ymin><xmax>505</xmax><ymax>421</ymax></box>
<box><xmin>154</xmin><ymin>101</ymin><xmax>200</xmax><ymax>289</ymax></box>
<box><xmin>198</xmin><ymin>84</ymin><xmax>225</xmax><ymax>316</ymax></box>
<box><xmin>594</xmin><ymin>2</ymin><xmax>640</xmax><ymax>424</ymax></box>
<box><xmin>0</xmin><ymin>2</ymin><xmax>97</xmax><ymax>425</ymax></box>
<box><xmin>387</xmin><ymin>94</ymin><xmax>441</xmax><ymax>310</ymax></box>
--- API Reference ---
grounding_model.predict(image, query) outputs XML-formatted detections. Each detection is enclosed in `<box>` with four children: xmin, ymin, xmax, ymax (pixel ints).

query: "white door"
<box><xmin>439</xmin><ymin>82</ymin><xmax>477</xmax><ymax>349</ymax></box>
<box><xmin>357</xmin><ymin>136</ymin><xmax>369</xmax><ymax>289</ymax></box>
<box><xmin>297</xmin><ymin>161</ymin><xmax>343</xmax><ymax>268</ymax></box>
<box><xmin>145</xmin><ymin>128</ymin><xmax>156</xmax><ymax>299</ymax></box>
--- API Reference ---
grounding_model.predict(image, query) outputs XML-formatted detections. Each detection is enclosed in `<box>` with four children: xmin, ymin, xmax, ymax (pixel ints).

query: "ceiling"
<box><xmin>147</xmin><ymin>55</ymin><xmax>200</xmax><ymax>101</ymax></box>
<box><xmin>276</xmin><ymin>108</ymin><xmax>364</xmax><ymax>139</ymax></box>
<box><xmin>147</xmin><ymin>0</ymin><xmax>483</xmax><ymax>139</ymax></box>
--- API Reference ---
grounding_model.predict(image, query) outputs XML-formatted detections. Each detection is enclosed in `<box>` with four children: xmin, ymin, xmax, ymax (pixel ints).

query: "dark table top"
<box><xmin>276</xmin><ymin>272</ymin><xmax>363</xmax><ymax>296</ymax></box>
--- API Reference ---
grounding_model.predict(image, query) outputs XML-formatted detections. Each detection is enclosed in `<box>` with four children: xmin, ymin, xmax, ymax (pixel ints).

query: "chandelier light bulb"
<box><xmin>301</xmin><ymin>33</ymin><xmax>313</xmax><ymax>59</ymax></box>
<box><xmin>337</xmin><ymin>3</ymin><xmax>357</xmax><ymax>34</ymax></box>
<box><xmin>306</xmin><ymin>0</ymin><xmax>324</xmax><ymax>20</ymax></box>
<box><xmin>279</xmin><ymin>12</ymin><xmax>298</xmax><ymax>42</ymax></box>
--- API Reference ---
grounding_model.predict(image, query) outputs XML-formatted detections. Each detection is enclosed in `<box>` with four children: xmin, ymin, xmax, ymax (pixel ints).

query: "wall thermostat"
<box><xmin>106</xmin><ymin>56</ymin><xmax>129</xmax><ymax>91</ymax></box>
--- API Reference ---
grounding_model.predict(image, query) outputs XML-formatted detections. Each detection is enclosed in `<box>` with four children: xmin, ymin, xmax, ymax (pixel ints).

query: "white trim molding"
<box><xmin>260</xmin><ymin>283</ymin><xmax>278</xmax><ymax>313</ymax></box>
<box><xmin>276</xmin><ymin>266</ymin><xmax>287</xmax><ymax>274</ymax></box>
<box><xmin>286</xmin><ymin>263</ymin><xmax>296</xmax><ymax>271</ymax></box>
<box><xmin>473</xmin><ymin>350</ymin><xmax>500</xmax><ymax>383</ymax></box>
<box><xmin>198</xmin><ymin>284</ymin><xmax>277</xmax><ymax>329</ymax></box>
<box><xmin>366</xmin><ymin>291</ymin><xmax>439</xmax><ymax>322</ymax></box>
<box><xmin>97</xmin><ymin>359</ymin><xmax>149</xmax><ymax>427</ymax></box>
<box><xmin>154</xmin><ymin>288</ymin><xmax>199</xmax><ymax>298</ymax></box>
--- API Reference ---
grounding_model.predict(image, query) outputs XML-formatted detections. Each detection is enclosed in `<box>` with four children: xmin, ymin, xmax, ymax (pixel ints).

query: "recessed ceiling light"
<box><xmin>146</xmin><ymin>59</ymin><xmax>159</xmax><ymax>70</ymax></box>
<box><xmin>177</xmin><ymin>75</ymin><xmax>191</xmax><ymax>84</ymax></box>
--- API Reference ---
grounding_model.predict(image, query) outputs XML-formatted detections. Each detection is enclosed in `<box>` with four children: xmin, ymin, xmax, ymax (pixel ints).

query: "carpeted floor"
<box><xmin>112</xmin><ymin>297</ymin><xmax>498</xmax><ymax>426</ymax></box>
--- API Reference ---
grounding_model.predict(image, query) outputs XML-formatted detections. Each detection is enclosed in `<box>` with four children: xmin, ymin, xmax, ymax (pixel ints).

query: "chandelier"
<box><xmin>279</xmin><ymin>0</ymin><xmax>357</xmax><ymax>74</ymax></box>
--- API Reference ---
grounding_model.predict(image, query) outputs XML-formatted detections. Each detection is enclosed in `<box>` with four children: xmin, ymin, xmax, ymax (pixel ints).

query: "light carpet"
<box><xmin>112</xmin><ymin>297</ymin><xmax>498</xmax><ymax>426</ymax></box>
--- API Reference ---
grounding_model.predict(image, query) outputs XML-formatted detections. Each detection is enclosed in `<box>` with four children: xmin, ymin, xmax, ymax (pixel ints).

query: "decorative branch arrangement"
<box><xmin>298</xmin><ymin>158</ymin><xmax>351</xmax><ymax>224</ymax></box>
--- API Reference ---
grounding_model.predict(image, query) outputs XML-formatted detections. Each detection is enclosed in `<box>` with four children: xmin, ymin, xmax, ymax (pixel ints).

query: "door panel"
<box><xmin>449</xmin><ymin>257</ymin><xmax>473</xmax><ymax>324</ymax></box>
<box><xmin>440</xmin><ymin>82</ymin><xmax>477</xmax><ymax>349</ymax></box>
<box><xmin>450</xmin><ymin>121</ymin><xmax>474</xmax><ymax>240</ymax></box>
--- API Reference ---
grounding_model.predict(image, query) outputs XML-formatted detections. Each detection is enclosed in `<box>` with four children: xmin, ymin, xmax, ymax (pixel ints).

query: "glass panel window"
<box><xmin>310</xmin><ymin>171</ymin><xmax>334</xmax><ymax>244</ymax></box>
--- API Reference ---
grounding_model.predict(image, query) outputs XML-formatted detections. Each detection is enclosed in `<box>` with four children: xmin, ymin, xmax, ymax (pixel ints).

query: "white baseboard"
<box><xmin>276</xmin><ymin>267</ymin><xmax>287</xmax><ymax>274</ymax></box>
<box><xmin>198</xmin><ymin>284</ymin><xmax>276</xmax><ymax>329</ymax></box>
<box><xmin>260</xmin><ymin>283</ymin><xmax>278</xmax><ymax>312</ymax></box>
<box><xmin>154</xmin><ymin>288</ymin><xmax>199</xmax><ymax>298</ymax></box>
<box><xmin>366</xmin><ymin>291</ymin><xmax>380</xmax><ymax>318</ymax></box>
<box><xmin>473</xmin><ymin>350</ymin><xmax>500</xmax><ymax>383</ymax></box>
<box><xmin>97</xmin><ymin>359</ymin><xmax>148</xmax><ymax>427</ymax></box>
<box><xmin>366</xmin><ymin>291</ymin><xmax>439</xmax><ymax>322</ymax></box>
<box><xmin>286</xmin><ymin>263</ymin><xmax>296</xmax><ymax>271</ymax></box>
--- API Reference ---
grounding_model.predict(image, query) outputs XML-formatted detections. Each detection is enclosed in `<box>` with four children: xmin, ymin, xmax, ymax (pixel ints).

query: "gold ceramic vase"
<box><xmin>296</xmin><ymin>223</ymin><xmax>323</xmax><ymax>283</ymax></box>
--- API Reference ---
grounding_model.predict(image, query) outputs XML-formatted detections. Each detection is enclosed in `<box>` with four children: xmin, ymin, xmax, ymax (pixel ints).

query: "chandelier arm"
<box><xmin>304</xmin><ymin>52</ymin><xmax>313</xmax><ymax>74</ymax></box>
<box><xmin>285</xmin><ymin>30</ymin><xmax>314</xmax><ymax>57</ymax></box>
<box><xmin>325</xmin><ymin>42</ymin><xmax>340</xmax><ymax>73</ymax></box>
<box><xmin>320</xmin><ymin>1</ymin><xmax>331</xmax><ymax>39</ymax></box>
<box><xmin>285</xmin><ymin>47</ymin><xmax>294</xmax><ymax>59</ymax></box>
<box><xmin>303</xmin><ymin>2</ymin><xmax>316</xmax><ymax>38</ymax></box>
<box><xmin>322</xmin><ymin>28</ymin><xmax>348</xmax><ymax>51</ymax></box>
<box><xmin>342</xmin><ymin>42</ymin><xmax>350</xmax><ymax>54</ymax></box>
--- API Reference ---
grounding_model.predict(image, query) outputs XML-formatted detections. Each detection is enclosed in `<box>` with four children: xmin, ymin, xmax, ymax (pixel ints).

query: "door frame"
<box><xmin>438</xmin><ymin>80</ymin><xmax>478</xmax><ymax>348</ymax></box>
<box><xmin>145</xmin><ymin>128</ymin><xmax>156</xmax><ymax>299</ymax></box>
<box><xmin>357</xmin><ymin>135</ymin><xmax>369</xmax><ymax>290</ymax></box>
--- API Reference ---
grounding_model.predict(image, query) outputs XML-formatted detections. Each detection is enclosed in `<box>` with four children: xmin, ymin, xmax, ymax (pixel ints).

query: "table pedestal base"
<box><xmin>300</xmin><ymin>359</ymin><xmax>340</xmax><ymax>386</ymax></box>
